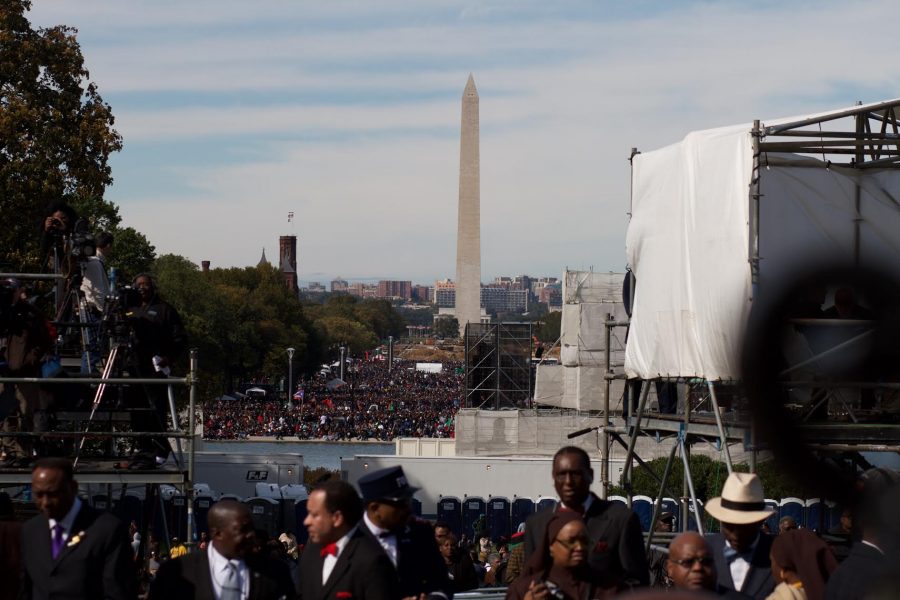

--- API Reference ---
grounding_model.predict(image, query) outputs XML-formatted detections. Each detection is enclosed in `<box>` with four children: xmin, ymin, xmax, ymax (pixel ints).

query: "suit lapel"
<box><xmin>31</xmin><ymin>515</ymin><xmax>53</xmax><ymax>575</ymax></box>
<box><xmin>712</xmin><ymin>536</ymin><xmax>736</xmax><ymax>591</ymax></box>
<box><xmin>322</xmin><ymin>534</ymin><xmax>359</xmax><ymax>598</ymax></box>
<box><xmin>741</xmin><ymin>535</ymin><xmax>772</xmax><ymax>596</ymax></box>
<box><xmin>193</xmin><ymin>551</ymin><xmax>216</xmax><ymax>600</ymax></box>
<box><xmin>51</xmin><ymin>505</ymin><xmax>96</xmax><ymax>571</ymax></box>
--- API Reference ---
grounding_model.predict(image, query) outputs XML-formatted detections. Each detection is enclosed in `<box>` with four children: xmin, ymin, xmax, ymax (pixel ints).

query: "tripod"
<box><xmin>73</xmin><ymin>334</ymin><xmax>184</xmax><ymax>470</ymax></box>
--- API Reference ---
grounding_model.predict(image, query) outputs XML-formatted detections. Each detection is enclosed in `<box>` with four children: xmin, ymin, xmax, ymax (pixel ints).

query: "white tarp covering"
<box><xmin>625</xmin><ymin>101</ymin><xmax>900</xmax><ymax>380</ymax></box>
<box><xmin>415</xmin><ymin>362</ymin><xmax>443</xmax><ymax>373</ymax></box>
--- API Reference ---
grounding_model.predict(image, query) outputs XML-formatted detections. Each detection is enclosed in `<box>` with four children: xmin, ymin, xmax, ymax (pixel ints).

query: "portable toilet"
<box><xmin>411</xmin><ymin>497</ymin><xmax>423</xmax><ymax>518</ymax></box>
<box><xmin>463</xmin><ymin>496</ymin><xmax>487</xmax><ymax>540</ymax></box>
<box><xmin>116</xmin><ymin>493</ymin><xmax>144</xmax><ymax>533</ymax></box>
<box><xmin>194</xmin><ymin>495</ymin><xmax>215</xmax><ymax>537</ymax></box>
<box><xmin>193</xmin><ymin>483</ymin><xmax>219</xmax><ymax>500</ymax></box>
<box><xmin>486</xmin><ymin>497</ymin><xmax>511</xmax><ymax>542</ymax></box>
<box><xmin>686</xmin><ymin>500</ymin><xmax>704</xmax><ymax>532</ymax></box>
<box><xmin>825</xmin><ymin>501</ymin><xmax>842</xmax><ymax>530</ymax></box>
<box><xmin>280</xmin><ymin>484</ymin><xmax>308</xmax><ymax>536</ymax></box>
<box><xmin>660</xmin><ymin>497</ymin><xmax>679</xmax><ymax>530</ymax></box>
<box><xmin>91</xmin><ymin>494</ymin><xmax>112</xmax><ymax>512</ymax></box>
<box><xmin>168</xmin><ymin>494</ymin><xmax>189</xmax><ymax>541</ymax></box>
<box><xmin>255</xmin><ymin>483</ymin><xmax>282</xmax><ymax>499</ymax></box>
<box><xmin>763</xmin><ymin>499</ymin><xmax>780</xmax><ymax>534</ymax></box>
<box><xmin>608</xmin><ymin>496</ymin><xmax>627</xmax><ymax>506</ymax></box>
<box><xmin>246</xmin><ymin>497</ymin><xmax>281</xmax><ymax>537</ymax></box>
<box><xmin>536</xmin><ymin>497</ymin><xmax>558</xmax><ymax>513</ymax></box>
<box><xmin>779</xmin><ymin>497</ymin><xmax>805</xmax><ymax>529</ymax></box>
<box><xmin>632</xmin><ymin>495</ymin><xmax>654</xmax><ymax>532</ymax></box>
<box><xmin>436</xmin><ymin>496</ymin><xmax>463</xmax><ymax>538</ymax></box>
<box><xmin>219</xmin><ymin>494</ymin><xmax>243</xmax><ymax>502</ymax></box>
<box><xmin>510</xmin><ymin>497</ymin><xmax>535</xmax><ymax>532</ymax></box>
<box><xmin>294</xmin><ymin>497</ymin><xmax>309</xmax><ymax>545</ymax></box>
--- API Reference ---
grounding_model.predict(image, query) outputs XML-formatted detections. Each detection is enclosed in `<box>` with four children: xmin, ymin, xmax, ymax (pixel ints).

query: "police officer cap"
<box><xmin>357</xmin><ymin>466</ymin><xmax>419</xmax><ymax>502</ymax></box>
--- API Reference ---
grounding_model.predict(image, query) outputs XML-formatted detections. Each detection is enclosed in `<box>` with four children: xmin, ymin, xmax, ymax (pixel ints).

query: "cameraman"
<box><xmin>0</xmin><ymin>279</ymin><xmax>52</xmax><ymax>467</ymax></box>
<box><xmin>123</xmin><ymin>274</ymin><xmax>186</xmax><ymax>470</ymax></box>
<box><xmin>40</xmin><ymin>201</ymin><xmax>77</xmax><ymax>270</ymax></box>
<box><xmin>80</xmin><ymin>231</ymin><xmax>113</xmax><ymax>314</ymax></box>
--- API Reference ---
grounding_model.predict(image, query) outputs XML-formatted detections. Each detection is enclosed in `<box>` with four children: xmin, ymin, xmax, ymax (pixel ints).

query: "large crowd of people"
<box><xmin>202</xmin><ymin>359</ymin><xmax>462</xmax><ymax>441</ymax></box>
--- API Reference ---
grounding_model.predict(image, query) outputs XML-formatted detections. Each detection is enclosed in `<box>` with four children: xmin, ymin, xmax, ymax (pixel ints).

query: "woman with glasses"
<box><xmin>505</xmin><ymin>512</ymin><xmax>613</xmax><ymax>600</ymax></box>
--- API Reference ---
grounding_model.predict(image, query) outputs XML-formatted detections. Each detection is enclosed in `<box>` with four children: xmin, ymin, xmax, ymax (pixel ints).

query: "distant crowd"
<box><xmin>201</xmin><ymin>359</ymin><xmax>462</xmax><ymax>441</ymax></box>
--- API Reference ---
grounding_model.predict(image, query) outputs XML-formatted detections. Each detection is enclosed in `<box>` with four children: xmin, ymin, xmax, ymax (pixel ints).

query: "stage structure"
<box><xmin>0</xmin><ymin>295</ymin><xmax>199</xmax><ymax>562</ymax></box>
<box><xmin>534</xmin><ymin>270</ymin><xmax>628</xmax><ymax>411</ymax></box>
<box><xmin>464</xmin><ymin>322</ymin><xmax>532</xmax><ymax>410</ymax></box>
<box><xmin>609</xmin><ymin>98</ymin><xmax>900</xmax><ymax>549</ymax></box>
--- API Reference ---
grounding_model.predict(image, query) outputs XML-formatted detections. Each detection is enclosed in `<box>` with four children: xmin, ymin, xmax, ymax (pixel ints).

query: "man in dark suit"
<box><xmin>299</xmin><ymin>480</ymin><xmax>397</xmax><ymax>600</ymax></box>
<box><xmin>358</xmin><ymin>466</ymin><xmax>452</xmax><ymax>600</ymax></box>
<box><xmin>666</xmin><ymin>532</ymin><xmax>751</xmax><ymax>599</ymax></box>
<box><xmin>20</xmin><ymin>457</ymin><xmax>136</xmax><ymax>600</ymax></box>
<box><xmin>705</xmin><ymin>473</ymin><xmax>776</xmax><ymax>600</ymax></box>
<box><xmin>523</xmin><ymin>446</ymin><xmax>648</xmax><ymax>590</ymax></box>
<box><xmin>150</xmin><ymin>500</ymin><xmax>294</xmax><ymax>600</ymax></box>
<box><xmin>825</xmin><ymin>467</ymin><xmax>900</xmax><ymax>600</ymax></box>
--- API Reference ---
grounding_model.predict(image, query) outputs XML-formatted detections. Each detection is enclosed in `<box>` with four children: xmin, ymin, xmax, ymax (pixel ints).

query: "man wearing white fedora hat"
<box><xmin>705</xmin><ymin>472</ymin><xmax>776</xmax><ymax>599</ymax></box>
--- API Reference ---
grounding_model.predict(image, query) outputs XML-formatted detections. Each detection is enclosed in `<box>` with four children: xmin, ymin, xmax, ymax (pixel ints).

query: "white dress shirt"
<box><xmin>559</xmin><ymin>493</ymin><xmax>594</xmax><ymax>514</ymax></box>
<box><xmin>726</xmin><ymin>535</ymin><xmax>758</xmax><ymax>592</ymax></box>
<box><xmin>48</xmin><ymin>496</ymin><xmax>82</xmax><ymax>545</ymax></box>
<box><xmin>363</xmin><ymin>512</ymin><xmax>398</xmax><ymax>566</ymax></box>
<box><xmin>322</xmin><ymin>525</ymin><xmax>358</xmax><ymax>584</ymax></box>
<box><xmin>208</xmin><ymin>542</ymin><xmax>250</xmax><ymax>600</ymax></box>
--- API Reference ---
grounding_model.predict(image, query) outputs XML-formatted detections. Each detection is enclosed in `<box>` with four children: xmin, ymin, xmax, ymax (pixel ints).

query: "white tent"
<box><xmin>625</xmin><ymin>99</ymin><xmax>900</xmax><ymax>380</ymax></box>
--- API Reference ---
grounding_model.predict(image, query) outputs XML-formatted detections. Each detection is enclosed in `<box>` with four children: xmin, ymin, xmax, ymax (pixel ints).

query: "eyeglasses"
<box><xmin>668</xmin><ymin>556</ymin><xmax>714</xmax><ymax>568</ymax></box>
<box><xmin>553</xmin><ymin>536</ymin><xmax>590</xmax><ymax>550</ymax></box>
<box><xmin>552</xmin><ymin>470</ymin><xmax>587</xmax><ymax>482</ymax></box>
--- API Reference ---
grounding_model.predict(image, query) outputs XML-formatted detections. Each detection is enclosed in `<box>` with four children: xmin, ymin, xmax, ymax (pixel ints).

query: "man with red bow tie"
<box><xmin>523</xmin><ymin>446</ymin><xmax>648</xmax><ymax>591</ymax></box>
<box><xmin>299</xmin><ymin>480</ymin><xmax>398</xmax><ymax>600</ymax></box>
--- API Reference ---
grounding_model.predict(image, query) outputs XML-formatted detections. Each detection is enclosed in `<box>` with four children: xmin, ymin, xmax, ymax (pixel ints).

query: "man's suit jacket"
<box><xmin>148</xmin><ymin>549</ymin><xmax>296</xmax><ymax>600</ymax></box>
<box><xmin>523</xmin><ymin>493</ymin><xmax>649</xmax><ymax>589</ymax></box>
<box><xmin>298</xmin><ymin>528</ymin><xmax>397</xmax><ymax>600</ymax></box>
<box><xmin>707</xmin><ymin>532</ymin><xmax>774</xmax><ymax>600</ymax></box>
<box><xmin>825</xmin><ymin>541</ymin><xmax>887</xmax><ymax>600</ymax></box>
<box><xmin>362</xmin><ymin>519</ymin><xmax>452</xmax><ymax>600</ymax></box>
<box><xmin>20</xmin><ymin>504</ymin><xmax>136</xmax><ymax>600</ymax></box>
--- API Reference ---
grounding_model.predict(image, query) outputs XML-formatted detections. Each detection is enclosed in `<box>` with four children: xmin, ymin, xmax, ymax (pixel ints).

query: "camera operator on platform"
<box><xmin>0</xmin><ymin>278</ymin><xmax>52</xmax><ymax>467</ymax></box>
<box><xmin>121</xmin><ymin>273</ymin><xmax>186</xmax><ymax>470</ymax></box>
<box><xmin>79</xmin><ymin>231</ymin><xmax>113</xmax><ymax>315</ymax></box>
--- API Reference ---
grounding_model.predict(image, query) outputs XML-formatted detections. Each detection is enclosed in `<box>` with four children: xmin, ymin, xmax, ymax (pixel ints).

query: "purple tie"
<box><xmin>51</xmin><ymin>524</ymin><xmax>65</xmax><ymax>559</ymax></box>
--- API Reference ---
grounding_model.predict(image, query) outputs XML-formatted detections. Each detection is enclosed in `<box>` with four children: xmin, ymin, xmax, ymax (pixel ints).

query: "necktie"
<box><xmin>220</xmin><ymin>560</ymin><xmax>242</xmax><ymax>600</ymax></box>
<box><xmin>320</xmin><ymin>542</ymin><xmax>338</xmax><ymax>558</ymax></box>
<box><xmin>51</xmin><ymin>524</ymin><xmax>65</xmax><ymax>559</ymax></box>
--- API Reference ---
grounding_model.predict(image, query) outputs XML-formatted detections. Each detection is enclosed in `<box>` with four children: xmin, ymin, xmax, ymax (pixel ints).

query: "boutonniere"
<box><xmin>336</xmin><ymin>592</ymin><xmax>353</xmax><ymax>599</ymax></box>
<box><xmin>593</xmin><ymin>540</ymin><xmax>609</xmax><ymax>553</ymax></box>
<box><xmin>66</xmin><ymin>531</ymin><xmax>86</xmax><ymax>548</ymax></box>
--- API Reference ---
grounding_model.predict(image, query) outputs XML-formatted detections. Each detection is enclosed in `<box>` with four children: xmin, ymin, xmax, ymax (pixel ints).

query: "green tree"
<box><xmin>0</xmin><ymin>1</ymin><xmax>122</xmax><ymax>269</ymax></box>
<box><xmin>314</xmin><ymin>316</ymin><xmax>378</xmax><ymax>357</ymax></box>
<box><xmin>534</xmin><ymin>310</ymin><xmax>561</xmax><ymax>343</ymax></box>
<box><xmin>109</xmin><ymin>226</ymin><xmax>156</xmax><ymax>282</ymax></box>
<box><xmin>433</xmin><ymin>316</ymin><xmax>459</xmax><ymax>339</ymax></box>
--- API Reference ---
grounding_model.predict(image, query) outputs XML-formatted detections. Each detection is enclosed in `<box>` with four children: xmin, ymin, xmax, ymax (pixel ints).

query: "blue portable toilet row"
<box><xmin>436</xmin><ymin>496</ymin><xmax>543</xmax><ymax>542</ymax></box>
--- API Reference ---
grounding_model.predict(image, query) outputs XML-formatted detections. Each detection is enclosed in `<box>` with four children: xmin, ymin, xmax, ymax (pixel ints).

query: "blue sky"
<box><xmin>27</xmin><ymin>0</ymin><xmax>900</xmax><ymax>285</ymax></box>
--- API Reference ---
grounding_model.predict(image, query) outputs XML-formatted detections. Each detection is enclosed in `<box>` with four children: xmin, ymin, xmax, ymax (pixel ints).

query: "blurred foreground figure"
<box><xmin>21</xmin><ymin>457</ymin><xmax>136</xmax><ymax>600</ymax></box>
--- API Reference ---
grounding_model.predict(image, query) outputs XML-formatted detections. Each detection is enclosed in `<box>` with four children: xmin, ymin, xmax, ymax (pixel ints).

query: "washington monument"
<box><xmin>455</xmin><ymin>74</ymin><xmax>481</xmax><ymax>336</ymax></box>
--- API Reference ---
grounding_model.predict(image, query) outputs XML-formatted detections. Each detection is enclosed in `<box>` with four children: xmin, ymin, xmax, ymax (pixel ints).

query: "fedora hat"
<box><xmin>357</xmin><ymin>465</ymin><xmax>419</xmax><ymax>503</ymax></box>
<box><xmin>705</xmin><ymin>472</ymin><xmax>774</xmax><ymax>525</ymax></box>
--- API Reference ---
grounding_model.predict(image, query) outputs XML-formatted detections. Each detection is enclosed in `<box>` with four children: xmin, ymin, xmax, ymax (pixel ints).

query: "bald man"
<box><xmin>666</xmin><ymin>532</ymin><xmax>751</xmax><ymax>599</ymax></box>
<box><xmin>150</xmin><ymin>500</ymin><xmax>295</xmax><ymax>600</ymax></box>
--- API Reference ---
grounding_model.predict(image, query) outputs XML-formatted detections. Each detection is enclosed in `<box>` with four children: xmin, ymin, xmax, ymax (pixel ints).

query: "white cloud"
<box><xmin>25</xmin><ymin>0</ymin><xmax>900</xmax><ymax>283</ymax></box>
